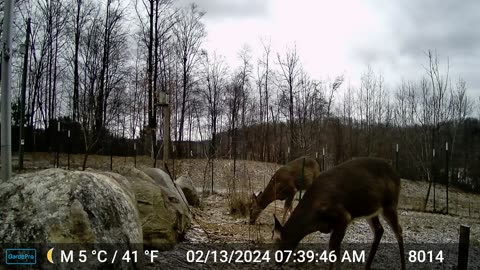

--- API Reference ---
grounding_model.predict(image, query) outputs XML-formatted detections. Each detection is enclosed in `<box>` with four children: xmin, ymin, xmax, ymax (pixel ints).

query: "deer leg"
<box><xmin>383</xmin><ymin>207</ymin><xmax>406</xmax><ymax>270</ymax></box>
<box><xmin>282</xmin><ymin>193</ymin><xmax>294</xmax><ymax>224</ymax></box>
<box><xmin>365</xmin><ymin>216</ymin><xmax>384</xmax><ymax>270</ymax></box>
<box><xmin>328</xmin><ymin>224</ymin><xmax>347</xmax><ymax>270</ymax></box>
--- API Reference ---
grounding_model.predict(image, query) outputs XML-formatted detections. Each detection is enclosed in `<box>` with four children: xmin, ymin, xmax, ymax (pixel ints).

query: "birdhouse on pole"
<box><xmin>159</xmin><ymin>92</ymin><xmax>169</xmax><ymax>107</ymax></box>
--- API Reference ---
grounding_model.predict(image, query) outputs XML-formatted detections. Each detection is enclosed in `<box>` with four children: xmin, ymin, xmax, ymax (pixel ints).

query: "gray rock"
<box><xmin>119</xmin><ymin>167</ymin><xmax>191</xmax><ymax>249</ymax></box>
<box><xmin>0</xmin><ymin>169</ymin><xmax>142</xmax><ymax>269</ymax></box>
<box><xmin>175</xmin><ymin>175</ymin><xmax>200</xmax><ymax>207</ymax></box>
<box><xmin>141</xmin><ymin>168</ymin><xmax>190</xmax><ymax>210</ymax></box>
<box><xmin>91</xmin><ymin>170</ymin><xmax>137</xmax><ymax>203</ymax></box>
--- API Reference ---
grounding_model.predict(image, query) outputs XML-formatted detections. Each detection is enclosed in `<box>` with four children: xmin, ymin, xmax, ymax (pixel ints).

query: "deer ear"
<box><xmin>252</xmin><ymin>192</ymin><xmax>257</xmax><ymax>199</ymax></box>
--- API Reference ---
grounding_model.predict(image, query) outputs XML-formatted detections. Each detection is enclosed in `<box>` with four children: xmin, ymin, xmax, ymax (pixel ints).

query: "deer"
<box><xmin>249</xmin><ymin>156</ymin><xmax>321</xmax><ymax>225</ymax></box>
<box><xmin>273</xmin><ymin>157</ymin><xmax>405</xmax><ymax>270</ymax></box>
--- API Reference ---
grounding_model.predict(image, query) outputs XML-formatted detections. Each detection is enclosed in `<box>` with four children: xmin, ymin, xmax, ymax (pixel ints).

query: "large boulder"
<box><xmin>0</xmin><ymin>169</ymin><xmax>142</xmax><ymax>269</ymax></box>
<box><xmin>175</xmin><ymin>175</ymin><xmax>200</xmax><ymax>207</ymax></box>
<box><xmin>119</xmin><ymin>167</ymin><xmax>191</xmax><ymax>249</ymax></box>
<box><xmin>141</xmin><ymin>168</ymin><xmax>189</xmax><ymax>206</ymax></box>
<box><xmin>92</xmin><ymin>170</ymin><xmax>137</xmax><ymax>203</ymax></box>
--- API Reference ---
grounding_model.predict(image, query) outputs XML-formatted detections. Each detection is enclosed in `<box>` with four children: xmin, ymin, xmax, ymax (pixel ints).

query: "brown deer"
<box><xmin>249</xmin><ymin>156</ymin><xmax>321</xmax><ymax>224</ymax></box>
<box><xmin>273</xmin><ymin>157</ymin><xmax>405</xmax><ymax>270</ymax></box>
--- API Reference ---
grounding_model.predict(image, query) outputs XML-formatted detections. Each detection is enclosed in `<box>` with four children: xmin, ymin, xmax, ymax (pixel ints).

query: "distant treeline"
<box><xmin>6</xmin><ymin>116</ymin><xmax>480</xmax><ymax>193</ymax></box>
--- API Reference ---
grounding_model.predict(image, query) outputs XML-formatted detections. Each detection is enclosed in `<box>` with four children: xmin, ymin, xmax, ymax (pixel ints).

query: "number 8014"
<box><xmin>408</xmin><ymin>250</ymin><xmax>444</xmax><ymax>263</ymax></box>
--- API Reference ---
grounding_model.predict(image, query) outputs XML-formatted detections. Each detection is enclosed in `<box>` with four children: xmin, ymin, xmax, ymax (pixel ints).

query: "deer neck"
<box><xmin>279</xmin><ymin>214</ymin><xmax>313</xmax><ymax>250</ymax></box>
<box><xmin>280</xmin><ymin>194</ymin><xmax>331</xmax><ymax>248</ymax></box>
<box><xmin>256</xmin><ymin>189</ymin><xmax>274</xmax><ymax>210</ymax></box>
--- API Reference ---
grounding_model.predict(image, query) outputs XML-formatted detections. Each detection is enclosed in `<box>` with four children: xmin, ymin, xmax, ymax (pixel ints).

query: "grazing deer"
<box><xmin>249</xmin><ymin>156</ymin><xmax>321</xmax><ymax>224</ymax></box>
<box><xmin>273</xmin><ymin>157</ymin><xmax>405</xmax><ymax>270</ymax></box>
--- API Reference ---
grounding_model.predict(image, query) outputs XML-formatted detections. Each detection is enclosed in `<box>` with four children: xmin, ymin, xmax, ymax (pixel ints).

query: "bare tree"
<box><xmin>295</xmin><ymin>69</ymin><xmax>321</xmax><ymax>154</ymax></box>
<box><xmin>449</xmin><ymin>78</ymin><xmax>473</xmax><ymax>178</ymax></box>
<box><xmin>422</xmin><ymin>51</ymin><xmax>453</xmax><ymax>208</ymax></box>
<box><xmin>255</xmin><ymin>37</ymin><xmax>273</xmax><ymax>160</ymax></box>
<box><xmin>227</xmin><ymin>73</ymin><xmax>244</xmax><ymax>179</ymax></box>
<box><xmin>173</xmin><ymin>3</ymin><xmax>205</xmax><ymax>156</ymax></box>
<box><xmin>342</xmin><ymin>84</ymin><xmax>356</xmax><ymax>157</ymax></box>
<box><xmin>356</xmin><ymin>66</ymin><xmax>388</xmax><ymax>156</ymax></box>
<box><xmin>326</xmin><ymin>75</ymin><xmax>344</xmax><ymax>119</ymax></box>
<box><xmin>66</xmin><ymin>0</ymin><xmax>95</xmax><ymax>124</ymax></box>
<box><xmin>200</xmin><ymin>51</ymin><xmax>226</xmax><ymax>159</ymax></box>
<box><xmin>72</xmin><ymin>0</ymin><xmax>130</xmax><ymax>169</ymax></box>
<box><xmin>277</xmin><ymin>45</ymin><xmax>300</xmax><ymax>159</ymax></box>
<box><xmin>237</xmin><ymin>44</ymin><xmax>252</xmax><ymax>160</ymax></box>
<box><xmin>199</xmin><ymin>50</ymin><xmax>227</xmax><ymax>192</ymax></box>
<box><xmin>128</xmin><ymin>41</ymin><xmax>145</xmax><ymax>142</ymax></box>
<box><xmin>70</xmin><ymin>0</ymin><xmax>88</xmax><ymax>122</ymax></box>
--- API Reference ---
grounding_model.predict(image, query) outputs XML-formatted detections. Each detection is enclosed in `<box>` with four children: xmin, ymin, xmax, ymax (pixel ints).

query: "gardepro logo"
<box><xmin>5</xmin><ymin>248</ymin><xmax>37</xmax><ymax>265</ymax></box>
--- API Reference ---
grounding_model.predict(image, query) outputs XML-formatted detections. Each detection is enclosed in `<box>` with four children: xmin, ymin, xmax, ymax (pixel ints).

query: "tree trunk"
<box><xmin>73</xmin><ymin>0</ymin><xmax>81</xmax><ymax>122</ymax></box>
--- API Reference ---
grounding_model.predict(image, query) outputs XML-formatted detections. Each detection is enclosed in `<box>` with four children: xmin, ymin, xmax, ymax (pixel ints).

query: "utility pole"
<box><xmin>1</xmin><ymin>0</ymin><xmax>15</xmax><ymax>181</ymax></box>
<box><xmin>19</xmin><ymin>18</ymin><xmax>31</xmax><ymax>170</ymax></box>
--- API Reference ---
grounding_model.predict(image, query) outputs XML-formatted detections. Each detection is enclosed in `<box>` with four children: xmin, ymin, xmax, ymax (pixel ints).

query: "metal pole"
<box><xmin>1</xmin><ymin>0</ymin><xmax>15</xmax><ymax>181</ymax></box>
<box><xmin>458</xmin><ymin>225</ymin><xmax>470</xmax><ymax>270</ymax></box>
<box><xmin>133</xmin><ymin>140</ymin><xmax>137</xmax><ymax>168</ymax></box>
<box><xmin>56</xmin><ymin>122</ymin><xmax>60</xmax><ymax>168</ymax></box>
<box><xmin>322</xmin><ymin>147</ymin><xmax>325</xmax><ymax>171</ymax></box>
<box><xmin>33</xmin><ymin>130</ymin><xmax>36</xmax><ymax>166</ymax></box>
<box><xmin>19</xmin><ymin>18</ymin><xmax>31</xmax><ymax>171</ymax></box>
<box><xmin>395</xmin><ymin>143</ymin><xmax>399</xmax><ymax>171</ymax></box>
<box><xmin>445</xmin><ymin>141</ymin><xmax>449</xmax><ymax>214</ymax></box>
<box><xmin>110</xmin><ymin>136</ymin><xmax>113</xmax><ymax>171</ymax></box>
<box><xmin>67</xmin><ymin>130</ymin><xmax>70</xmax><ymax>170</ymax></box>
<box><xmin>173</xmin><ymin>144</ymin><xmax>176</xmax><ymax>181</ymax></box>
<box><xmin>432</xmin><ymin>148</ymin><xmax>436</xmax><ymax>212</ymax></box>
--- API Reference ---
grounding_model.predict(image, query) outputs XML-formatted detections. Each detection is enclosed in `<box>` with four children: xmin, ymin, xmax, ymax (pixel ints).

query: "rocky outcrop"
<box><xmin>0</xmin><ymin>169</ymin><xmax>142</xmax><ymax>269</ymax></box>
<box><xmin>0</xmin><ymin>166</ymin><xmax>191</xmax><ymax>256</ymax></box>
<box><xmin>89</xmin><ymin>169</ymin><xmax>137</xmax><ymax>203</ymax></box>
<box><xmin>119</xmin><ymin>167</ymin><xmax>191</xmax><ymax>249</ymax></box>
<box><xmin>0</xmin><ymin>169</ymin><xmax>141</xmax><ymax>243</ymax></box>
<box><xmin>141</xmin><ymin>168</ymin><xmax>189</xmax><ymax>206</ymax></box>
<box><xmin>175</xmin><ymin>175</ymin><xmax>200</xmax><ymax>207</ymax></box>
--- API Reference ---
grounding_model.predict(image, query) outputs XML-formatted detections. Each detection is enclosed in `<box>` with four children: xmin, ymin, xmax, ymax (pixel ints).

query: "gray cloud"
<box><xmin>393</xmin><ymin>0</ymin><xmax>480</xmax><ymax>57</ymax></box>
<box><xmin>352</xmin><ymin>0</ymin><xmax>480</xmax><ymax>94</ymax></box>
<box><xmin>176</xmin><ymin>0</ymin><xmax>270</xmax><ymax>18</ymax></box>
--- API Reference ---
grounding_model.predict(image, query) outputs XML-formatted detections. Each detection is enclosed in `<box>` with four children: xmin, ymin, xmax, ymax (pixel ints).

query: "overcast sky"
<box><xmin>177</xmin><ymin>0</ymin><xmax>480</xmax><ymax>97</ymax></box>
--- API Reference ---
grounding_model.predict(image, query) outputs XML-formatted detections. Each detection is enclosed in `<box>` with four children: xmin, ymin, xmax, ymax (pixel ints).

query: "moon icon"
<box><xmin>47</xmin><ymin>248</ymin><xmax>55</xmax><ymax>264</ymax></box>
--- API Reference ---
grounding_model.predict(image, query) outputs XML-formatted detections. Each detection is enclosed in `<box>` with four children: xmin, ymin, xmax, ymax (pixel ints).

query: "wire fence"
<box><xmin>6</xmin><ymin>125</ymin><xmax>480</xmax><ymax>219</ymax></box>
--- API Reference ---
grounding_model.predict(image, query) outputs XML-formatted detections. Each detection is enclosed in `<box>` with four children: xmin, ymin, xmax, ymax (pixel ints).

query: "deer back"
<box><xmin>277</xmin><ymin>156</ymin><xmax>321</xmax><ymax>190</ymax></box>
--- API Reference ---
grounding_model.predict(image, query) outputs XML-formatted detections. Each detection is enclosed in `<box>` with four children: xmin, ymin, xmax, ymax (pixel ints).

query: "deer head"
<box><xmin>249</xmin><ymin>192</ymin><xmax>263</xmax><ymax>224</ymax></box>
<box><xmin>273</xmin><ymin>206</ymin><xmax>335</xmax><ymax>242</ymax></box>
